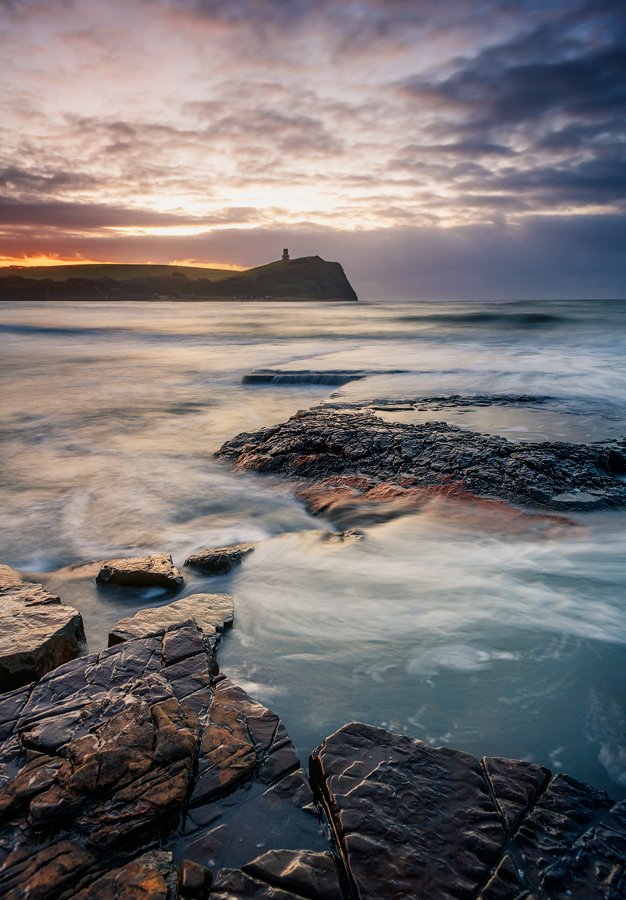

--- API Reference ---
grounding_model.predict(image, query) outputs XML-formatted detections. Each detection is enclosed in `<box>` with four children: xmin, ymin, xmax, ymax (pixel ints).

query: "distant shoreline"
<box><xmin>0</xmin><ymin>255</ymin><xmax>359</xmax><ymax>302</ymax></box>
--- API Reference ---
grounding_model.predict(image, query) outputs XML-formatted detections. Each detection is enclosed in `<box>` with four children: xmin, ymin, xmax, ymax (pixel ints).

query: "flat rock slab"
<box><xmin>212</xmin><ymin>850</ymin><xmax>343</xmax><ymax>900</ymax></box>
<box><xmin>109</xmin><ymin>592</ymin><xmax>234</xmax><ymax>647</ymax></box>
<box><xmin>309</xmin><ymin>722</ymin><xmax>626</xmax><ymax>900</ymax></box>
<box><xmin>96</xmin><ymin>553</ymin><xmax>183</xmax><ymax>589</ymax></box>
<box><xmin>185</xmin><ymin>543</ymin><xmax>257</xmax><ymax>576</ymax></box>
<box><xmin>0</xmin><ymin>572</ymin><xmax>85</xmax><ymax>693</ymax></box>
<box><xmin>216</xmin><ymin>406</ymin><xmax>626</xmax><ymax>512</ymax></box>
<box><xmin>241</xmin><ymin>370</ymin><xmax>408</xmax><ymax>387</ymax></box>
<box><xmin>0</xmin><ymin>622</ymin><xmax>311</xmax><ymax>900</ymax></box>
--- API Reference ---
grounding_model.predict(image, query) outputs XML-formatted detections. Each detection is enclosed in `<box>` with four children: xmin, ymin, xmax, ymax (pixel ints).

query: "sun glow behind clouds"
<box><xmin>0</xmin><ymin>255</ymin><xmax>112</xmax><ymax>268</ymax></box>
<box><xmin>0</xmin><ymin>0</ymin><xmax>625</xmax><ymax>292</ymax></box>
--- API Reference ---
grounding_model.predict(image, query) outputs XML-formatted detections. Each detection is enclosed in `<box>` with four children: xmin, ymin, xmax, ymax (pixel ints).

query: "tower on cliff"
<box><xmin>282</xmin><ymin>248</ymin><xmax>289</xmax><ymax>261</ymax></box>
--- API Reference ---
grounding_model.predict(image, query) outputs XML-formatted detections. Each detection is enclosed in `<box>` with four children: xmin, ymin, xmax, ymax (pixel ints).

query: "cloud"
<box><xmin>0</xmin><ymin>0</ymin><xmax>625</xmax><ymax>292</ymax></box>
<box><xmin>2</xmin><ymin>215</ymin><xmax>625</xmax><ymax>300</ymax></box>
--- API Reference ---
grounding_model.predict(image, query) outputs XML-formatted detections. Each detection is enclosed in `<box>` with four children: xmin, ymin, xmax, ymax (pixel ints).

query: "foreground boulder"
<box><xmin>309</xmin><ymin>722</ymin><xmax>626</xmax><ymax>900</ymax></box>
<box><xmin>185</xmin><ymin>543</ymin><xmax>257</xmax><ymax>576</ymax></box>
<box><xmin>109</xmin><ymin>592</ymin><xmax>234</xmax><ymax>647</ymax></box>
<box><xmin>0</xmin><ymin>568</ymin><xmax>85</xmax><ymax>693</ymax></box>
<box><xmin>216</xmin><ymin>405</ymin><xmax>626</xmax><ymax>512</ymax></box>
<box><xmin>0</xmin><ymin>621</ymin><xmax>322</xmax><ymax>899</ymax></box>
<box><xmin>96</xmin><ymin>553</ymin><xmax>183</xmax><ymax>589</ymax></box>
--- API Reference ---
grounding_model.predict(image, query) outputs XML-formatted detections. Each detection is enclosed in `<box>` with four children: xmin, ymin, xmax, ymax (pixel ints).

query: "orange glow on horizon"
<box><xmin>0</xmin><ymin>255</ymin><xmax>248</xmax><ymax>271</ymax></box>
<box><xmin>0</xmin><ymin>255</ymin><xmax>117</xmax><ymax>269</ymax></box>
<box><xmin>167</xmin><ymin>258</ymin><xmax>246</xmax><ymax>271</ymax></box>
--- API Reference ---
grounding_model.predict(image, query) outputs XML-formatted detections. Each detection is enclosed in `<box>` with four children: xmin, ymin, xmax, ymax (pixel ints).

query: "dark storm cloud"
<box><xmin>398</xmin><ymin>8</ymin><xmax>626</xmax><ymax>145</ymax></box>
<box><xmin>482</xmin><ymin>159</ymin><xmax>626</xmax><ymax>203</ymax></box>
<box><xmin>2</xmin><ymin>215</ymin><xmax>624</xmax><ymax>300</ymax></box>
<box><xmin>2</xmin><ymin>0</ymin><xmax>625</xmax><ymax>292</ymax></box>
<box><xmin>0</xmin><ymin>199</ymin><xmax>262</xmax><ymax>229</ymax></box>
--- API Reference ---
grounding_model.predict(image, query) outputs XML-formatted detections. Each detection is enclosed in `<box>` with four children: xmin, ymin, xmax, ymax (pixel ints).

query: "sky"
<box><xmin>1</xmin><ymin>0</ymin><xmax>625</xmax><ymax>299</ymax></box>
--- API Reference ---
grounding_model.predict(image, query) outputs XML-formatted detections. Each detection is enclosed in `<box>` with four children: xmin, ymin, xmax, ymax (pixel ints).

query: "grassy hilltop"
<box><xmin>0</xmin><ymin>256</ymin><xmax>358</xmax><ymax>301</ymax></box>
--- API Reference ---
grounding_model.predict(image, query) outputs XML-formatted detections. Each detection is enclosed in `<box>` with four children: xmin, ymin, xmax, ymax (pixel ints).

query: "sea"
<box><xmin>1</xmin><ymin>298</ymin><xmax>625</xmax><ymax>801</ymax></box>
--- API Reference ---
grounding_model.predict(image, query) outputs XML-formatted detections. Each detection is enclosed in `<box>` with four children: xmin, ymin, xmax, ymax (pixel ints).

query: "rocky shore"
<box><xmin>216</xmin><ymin>402</ymin><xmax>626</xmax><ymax>515</ymax></box>
<box><xmin>0</xmin><ymin>546</ymin><xmax>624</xmax><ymax>899</ymax></box>
<box><xmin>2</xmin><ymin>394</ymin><xmax>626</xmax><ymax>899</ymax></box>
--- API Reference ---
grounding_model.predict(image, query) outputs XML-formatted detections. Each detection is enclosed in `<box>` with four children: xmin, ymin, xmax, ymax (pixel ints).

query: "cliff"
<box><xmin>0</xmin><ymin>255</ymin><xmax>358</xmax><ymax>301</ymax></box>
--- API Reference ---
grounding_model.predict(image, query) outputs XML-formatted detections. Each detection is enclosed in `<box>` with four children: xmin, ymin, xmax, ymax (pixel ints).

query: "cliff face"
<box><xmin>0</xmin><ymin>256</ymin><xmax>358</xmax><ymax>301</ymax></box>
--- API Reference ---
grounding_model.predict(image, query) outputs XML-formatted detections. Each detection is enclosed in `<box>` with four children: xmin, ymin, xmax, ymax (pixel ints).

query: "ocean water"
<box><xmin>1</xmin><ymin>298</ymin><xmax>625</xmax><ymax>800</ymax></box>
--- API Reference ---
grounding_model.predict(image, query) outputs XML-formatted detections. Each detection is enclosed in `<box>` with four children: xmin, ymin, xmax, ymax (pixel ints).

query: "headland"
<box><xmin>0</xmin><ymin>255</ymin><xmax>358</xmax><ymax>302</ymax></box>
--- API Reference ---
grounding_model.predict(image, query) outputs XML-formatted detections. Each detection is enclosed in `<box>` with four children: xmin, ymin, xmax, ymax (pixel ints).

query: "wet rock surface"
<box><xmin>96</xmin><ymin>553</ymin><xmax>184</xmax><ymax>590</ymax></box>
<box><xmin>0</xmin><ymin>567</ymin><xmax>85</xmax><ymax>693</ymax></box>
<box><xmin>73</xmin><ymin>850</ymin><xmax>178</xmax><ymax>900</ymax></box>
<box><xmin>241</xmin><ymin>370</ymin><xmax>408</xmax><ymax>387</ymax></box>
<box><xmin>0</xmin><ymin>612</ymin><xmax>624</xmax><ymax>899</ymax></box>
<box><xmin>216</xmin><ymin>405</ymin><xmax>626</xmax><ymax>512</ymax></box>
<box><xmin>310</xmin><ymin>722</ymin><xmax>626</xmax><ymax>900</ymax></box>
<box><xmin>212</xmin><ymin>850</ymin><xmax>344</xmax><ymax>900</ymax></box>
<box><xmin>109</xmin><ymin>592</ymin><xmax>234</xmax><ymax>647</ymax></box>
<box><xmin>0</xmin><ymin>622</ymin><xmax>320</xmax><ymax>899</ymax></box>
<box><xmin>185</xmin><ymin>544</ymin><xmax>257</xmax><ymax>577</ymax></box>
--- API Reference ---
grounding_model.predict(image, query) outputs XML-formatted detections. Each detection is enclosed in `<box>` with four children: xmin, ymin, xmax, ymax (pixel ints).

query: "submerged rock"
<box><xmin>216</xmin><ymin>405</ymin><xmax>626</xmax><ymax>513</ymax></box>
<box><xmin>96</xmin><ymin>553</ymin><xmax>183</xmax><ymax>589</ymax></box>
<box><xmin>108</xmin><ymin>591</ymin><xmax>234</xmax><ymax>647</ymax></box>
<box><xmin>0</xmin><ymin>569</ymin><xmax>85</xmax><ymax>693</ymax></box>
<box><xmin>185</xmin><ymin>543</ymin><xmax>257</xmax><ymax>576</ymax></box>
<box><xmin>309</xmin><ymin>722</ymin><xmax>626</xmax><ymax>900</ymax></box>
<box><xmin>241</xmin><ymin>369</ymin><xmax>408</xmax><ymax>387</ymax></box>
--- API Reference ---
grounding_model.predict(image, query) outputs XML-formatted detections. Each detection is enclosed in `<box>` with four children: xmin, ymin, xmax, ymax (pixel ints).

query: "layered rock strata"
<box><xmin>217</xmin><ymin>406</ymin><xmax>626</xmax><ymax>512</ymax></box>
<box><xmin>0</xmin><ymin>568</ymin><xmax>85</xmax><ymax>693</ymax></box>
<box><xmin>0</xmin><ymin>617</ymin><xmax>624</xmax><ymax>899</ymax></box>
<box><xmin>109</xmin><ymin>592</ymin><xmax>234</xmax><ymax>647</ymax></box>
<box><xmin>211</xmin><ymin>850</ymin><xmax>344</xmax><ymax>900</ymax></box>
<box><xmin>96</xmin><ymin>553</ymin><xmax>184</xmax><ymax>589</ymax></box>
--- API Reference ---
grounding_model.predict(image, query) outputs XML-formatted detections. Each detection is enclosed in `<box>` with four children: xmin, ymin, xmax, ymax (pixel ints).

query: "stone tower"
<box><xmin>282</xmin><ymin>249</ymin><xmax>289</xmax><ymax>261</ymax></box>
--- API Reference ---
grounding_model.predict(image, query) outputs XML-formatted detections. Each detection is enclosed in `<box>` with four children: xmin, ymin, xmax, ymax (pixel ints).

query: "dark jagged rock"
<box><xmin>109</xmin><ymin>592</ymin><xmax>234</xmax><ymax>647</ymax></box>
<box><xmin>178</xmin><ymin>858</ymin><xmax>213</xmax><ymax>898</ymax></box>
<box><xmin>216</xmin><ymin>406</ymin><xmax>626</xmax><ymax>512</ymax></box>
<box><xmin>192</xmin><ymin>677</ymin><xmax>300</xmax><ymax>805</ymax></box>
<box><xmin>309</xmin><ymin>722</ymin><xmax>626</xmax><ymax>900</ymax></box>
<box><xmin>212</xmin><ymin>850</ymin><xmax>343</xmax><ymax>900</ymax></box>
<box><xmin>0</xmin><ymin>621</ymin><xmax>313</xmax><ymax>899</ymax></box>
<box><xmin>73</xmin><ymin>850</ymin><xmax>177</xmax><ymax>900</ymax></box>
<box><xmin>241</xmin><ymin>370</ymin><xmax>407</xmax><ymax>387</ymax></box>
<box><xmin>242</xmin><ymin>850</ymin><xmax>344</xmax><ymax>900</ymax></box>
<box><xmin>185</xmin><ymin>544</ymin><xmax>257</xmax><ymax>577</ymax></box>
<box><xmin>310</xmin><ymin>723</ymin><xmax>507</xmax><ymax>900</ymax></box>
<box><xmin>0</xmin><ymin>568</ymin><xmax>85</xmax><ymax>693</ymax></box>
<box><xmin>96</xmin><ymin>553</ymin><xmax>183</xmax><ymax>589</ymax></box>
